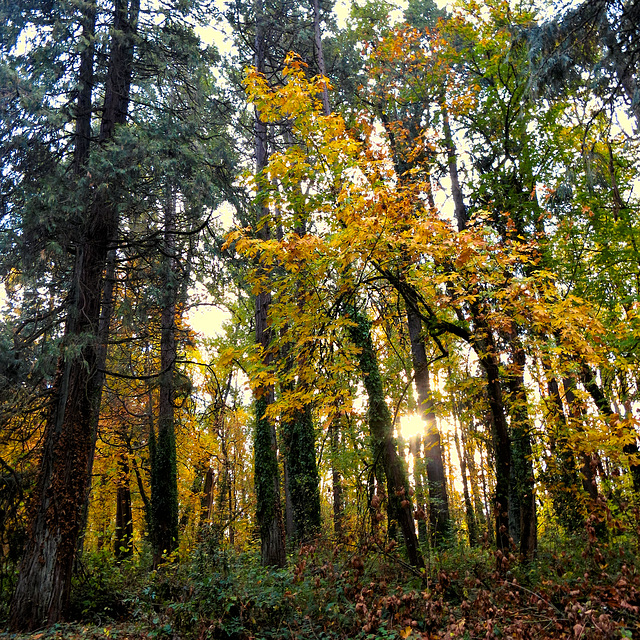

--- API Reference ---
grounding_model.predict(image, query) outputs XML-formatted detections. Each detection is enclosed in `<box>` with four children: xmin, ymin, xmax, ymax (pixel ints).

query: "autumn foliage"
<box><xmin>1</xmin><ymin>0</ymin><xmax>640</xmax><ymax>637</ymax></box>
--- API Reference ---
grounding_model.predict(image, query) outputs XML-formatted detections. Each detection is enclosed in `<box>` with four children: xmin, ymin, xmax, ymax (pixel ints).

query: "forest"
<box><xmin>1</xmin><ymin>0</ymin><xmax>640</xmax><ymax>637</ymax></box>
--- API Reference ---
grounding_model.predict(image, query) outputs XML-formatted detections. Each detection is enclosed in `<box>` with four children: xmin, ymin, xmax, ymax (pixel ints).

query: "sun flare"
<box><xmin>399</xmin><ymin>413</ymin><xmax>425</xmax><ymax>440</ymax></box>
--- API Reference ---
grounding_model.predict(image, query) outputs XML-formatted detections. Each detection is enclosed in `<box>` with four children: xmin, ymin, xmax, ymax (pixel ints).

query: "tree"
<box><xmin>251</xmin><ymin>0</ymin><xmax>287</xmax><ymax>568</ymax></box>
<box><xmin>346</xmin><ymin>305</ymin><xmax>423</xmax><ymax>567</ymax></box>
<box><xmin>149</xmin><ymin>190</ymin><xmax>181</xmax><ymax>566</ymax></box>
<box><xmin>2</xmin><ymin>0</ymin><xmax>232</xmax><ymax>621</ymax></box>
<box><xmin>9</xmin><ymin>0</ymin><xmax>140</xmax><ymax>626</ymax></box>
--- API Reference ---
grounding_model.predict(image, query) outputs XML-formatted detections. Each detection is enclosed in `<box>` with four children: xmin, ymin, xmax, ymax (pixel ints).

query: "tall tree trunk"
<box><xmin>76</xmin><ymin>249</ymin><xmax>117</xmax><ymax>562</ymax></box>
<box><xmin>284</xmin><ymin>404</ymin><xmax>321</xmax><ymax>542</ymax></box>
<box><xmin>406</xmin><ymin>311</ymin><xmax>450</xmax><ymax>544</ymax></box>
<box><xmin>473</xmin><ymin>318</ymin><xmax>512</xmax><ymax>552</ymax></box>
<box><xmin>505</xmin><ymin>340</ymin><xmax>537</xmax><ymax>560</ymax></box>
<box><xmin>330</xmin><ymin>419</ymin><xmax>344</xmax><ymax>538</ymax></box>
<box><xmin>346</xmin><ymin>306</ymin><xmax>423</xmax><ymax>568</ymax></box>
<box><xmin>444</xmin><ymin>114</ymin><xmax>511</xmax><ymax>552</ymax></box>
<box><xmin>9</xmin><ymin>0</ymin><xmax>139</xmax><ymax>628</ymax></box>
<box><xmin>150</xmin><ymin>188</ymin><xmax>180</xmax><ymax>567</ymax></box>
<box><xmin>252</xmin><ymin>0</ymin><xmax>285</xmax><ymax>568</ymax></box>
<box><xmin>114</xmin><ymin>455</ymin><xmax>133</xmax><ymax>560</ymax></box>
<box><xmin>73</xmin><ymin>0</ymin><xmax>95</xmax><ymax>176</ymax></box>
<box><xmin>453</xmin><ymin>413</ymin><xmax>478</xmax><ymax>547</ymax></box>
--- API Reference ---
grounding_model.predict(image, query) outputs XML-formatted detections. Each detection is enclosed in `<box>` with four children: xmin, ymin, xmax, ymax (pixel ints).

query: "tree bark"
<box><xmin>200</xmin><ymin>467</ymin><xmax>214</xmax><ymax>524</ymax></box>
<box><xmin>347</xmin><ymin>306</ymin><xmax>423</xmax><ymax>568</ymax></box>
<box><xmin>114</xmin><ymin>455</ymin><xmax>133</xmax><ymax>560</ymax></box>
<box><xmin>9</xmin><ymin>0</ymin><xmax>139</xmax><ymax>628</ymax></box>
<box><xmin>150</xmin><ymin>188</ymin><xmax>180</xmax><ymax>567</ymax></box>
<box><xmin>252</xmin><ymin>0</ymin><xmax>286</xmax><ymax>568</ymax></box>
<box><xmin>406</xmin><ymin>310</ymin><xmax>450</xmax><ymax>545</ymax></box>
<box><xmin>505</xmin><ymin>340</ymin><xmax>537</xmax><ymax>560</ymax></box>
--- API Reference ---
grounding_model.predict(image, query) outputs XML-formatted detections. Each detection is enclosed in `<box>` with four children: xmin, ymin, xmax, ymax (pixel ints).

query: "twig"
<box><xmin>503</xmin><ymin>580</ymin><xmax>565</xmax><ymax>616</ymax></box>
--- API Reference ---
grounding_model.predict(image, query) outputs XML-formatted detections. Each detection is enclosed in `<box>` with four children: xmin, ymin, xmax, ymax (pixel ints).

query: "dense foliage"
<box><xmin>1</xmin><ymin>0</ymin><xmax>640</xmax><ymax>636</ymax></box>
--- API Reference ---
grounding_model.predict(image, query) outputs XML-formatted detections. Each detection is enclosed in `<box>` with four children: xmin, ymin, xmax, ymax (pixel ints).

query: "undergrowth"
<box><xmin>2</xmin><ymin>528</ymin><xmax>639</xmax><ymax>639</ymax></box>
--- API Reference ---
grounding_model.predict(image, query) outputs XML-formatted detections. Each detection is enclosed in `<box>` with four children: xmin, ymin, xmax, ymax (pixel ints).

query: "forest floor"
<box><xmin>1</xmin><ymin>530</ymin><xmax>639</xmax><ymax>640</ymax></box>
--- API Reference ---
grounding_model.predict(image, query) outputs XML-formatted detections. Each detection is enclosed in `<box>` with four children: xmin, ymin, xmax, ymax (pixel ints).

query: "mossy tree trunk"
<box><xmin>283</xmin><ymin>404</ymin><xmax>321</xmax><ymax>542</ymax></box>
<box><xmin>347</xmin><ymin>305</ymin><xmax>423</xmax><ymax>568</ymax></box>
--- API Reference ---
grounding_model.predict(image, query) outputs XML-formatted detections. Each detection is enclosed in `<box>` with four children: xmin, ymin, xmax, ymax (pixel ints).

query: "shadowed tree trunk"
<box><xmin>9</xmin><ymin>0</ymin><xmax>139</xmax><ymax>628</ymax></box>
<box><xmin>150</xmin><ymin>188</ymin><xmax>180</xmax><ymax>567</ymax></box>
<box><xmin>346</xmin><ymin>305</ymin><xmax>423</xmax><ymax>568</ymax></box>
<box><xmin>505</xmin><ymin>339</ymin><xmax>537</xmax><ymax>560</ymax></box>
<box><xmin>407</xmin><ymin>311</ymin><xmax>450</xmax><ymax>545</ymax></box>
<box><xmin>252</xmin><ymin>0</ymin><xmax>285</xmax><ymax>568</ymax></box>
<box><xmin>444</xmin><ymin>112</ymin><xmax>511</xmax><ymax>553</ymax></box>
<box><xmin>114</xmin><ymin>455</ymin><xmax>133</xmax><ymax>561</ymax></box>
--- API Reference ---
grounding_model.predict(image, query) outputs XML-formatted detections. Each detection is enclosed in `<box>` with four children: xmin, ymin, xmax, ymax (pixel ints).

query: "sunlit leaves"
<box><xmin>231</xmin><ymin>54</ymin><xmax>600</xmax><ymax>435</ymax></box>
